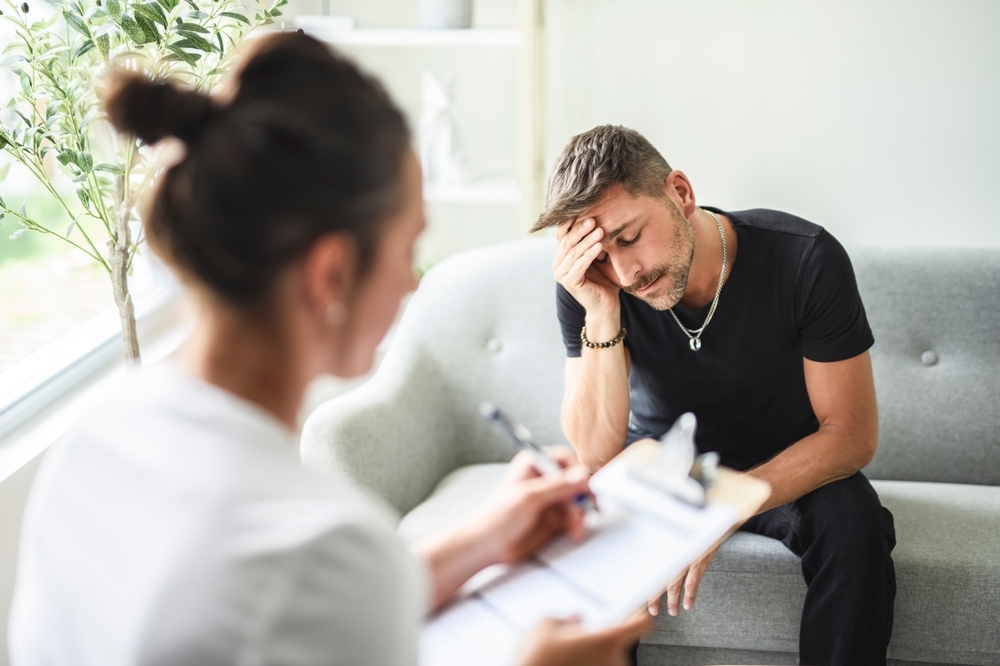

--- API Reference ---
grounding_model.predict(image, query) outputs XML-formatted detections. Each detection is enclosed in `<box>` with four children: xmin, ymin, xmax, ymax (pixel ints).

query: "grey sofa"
<box><xmin>301</xmin><ymin>237</ymin><xmax>1000</xmax><ymax>666</ymax></box>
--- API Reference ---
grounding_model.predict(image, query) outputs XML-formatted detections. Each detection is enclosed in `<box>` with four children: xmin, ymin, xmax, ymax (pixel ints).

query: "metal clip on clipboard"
<box><xmin>627</xmin><ymin>412</ymin><xmax>720</xmax><ymax>508</ymax></box>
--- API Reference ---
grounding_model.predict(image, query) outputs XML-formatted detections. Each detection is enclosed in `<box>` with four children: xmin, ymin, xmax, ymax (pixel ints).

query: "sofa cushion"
<box><xmin>397</xmin><ymin>463</ymin><xmax>506</xmax><ymax>545</ymax></box>
<box><xmin>877</xmin><ymin>480</ymin><xmax>1000</xmax><ymax>665</ymax></box>
<box><xmin>400</xmin><ymin>465</ymin><xmax>1000</xmax><ymax>665</ymax></box>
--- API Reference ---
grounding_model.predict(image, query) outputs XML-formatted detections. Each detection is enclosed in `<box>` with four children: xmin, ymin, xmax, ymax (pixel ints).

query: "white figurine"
<box><xmin>419</xmin><ymin>71</ymin><xmax>467</xmax><ymax>187</ymax></box>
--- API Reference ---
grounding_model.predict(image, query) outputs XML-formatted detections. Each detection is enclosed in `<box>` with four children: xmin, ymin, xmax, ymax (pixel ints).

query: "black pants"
<box><xmin>628</xmin><ymin>472</ymin><xmax>895</xmax><ymax>666</ymax></box>
<box><xmin>741</xmin><ymin>472</ymin><xmax>897</xmax><ymax>666</ymax></box>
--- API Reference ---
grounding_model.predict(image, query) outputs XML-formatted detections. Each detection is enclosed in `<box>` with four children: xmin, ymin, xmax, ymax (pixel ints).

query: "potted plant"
<box><xmin>0</xmin><ymin>0</ymin><xmax>284</xmax><ymax>365</ymax></box>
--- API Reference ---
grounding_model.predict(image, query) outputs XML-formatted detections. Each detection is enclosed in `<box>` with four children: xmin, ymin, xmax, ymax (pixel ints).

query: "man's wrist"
<box><xmin>584</xmin><ymin>309</ymin><xmax>622</xmax><ymax>343</ymax></box>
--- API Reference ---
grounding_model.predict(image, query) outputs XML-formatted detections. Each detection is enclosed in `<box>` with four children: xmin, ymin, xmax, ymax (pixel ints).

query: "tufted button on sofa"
<box><xmin>301</xmin><ymin>238</ymin><xmax>1000</xmax><ymax>666</ymax></box>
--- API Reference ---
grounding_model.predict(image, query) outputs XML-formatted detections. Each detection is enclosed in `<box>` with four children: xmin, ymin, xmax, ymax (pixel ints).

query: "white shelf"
<box><xmin>423</xmin><ymin>178</ymin><xmax>522</xmax><ymax>204</ymax></box>
<box><xmin>293</xmin><ymin>20</ymin><xmax>522</xmax><ymax>47</ymax></box>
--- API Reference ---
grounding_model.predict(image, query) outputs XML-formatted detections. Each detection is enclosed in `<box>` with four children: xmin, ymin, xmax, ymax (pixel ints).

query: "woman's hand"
<box><xmin>516</xmin><ymin>609</ymin><xmax>653</xmax><ymax>666</ymax></box>
<box><xmin>415</xmin><ymin>449</ymin><xmax>592</xmax><ymax>610</ymax></box>
<box><xmin>476</xmin><ymin>450</ymin><xmax>591</xmax><ymax>565</ymax></box>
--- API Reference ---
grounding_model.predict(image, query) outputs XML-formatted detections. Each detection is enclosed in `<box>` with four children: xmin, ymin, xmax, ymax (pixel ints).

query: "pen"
<box><xmin>479</xmin><ymin>401</ymin><xmax>595</xmax><ymax>511</ymax></box>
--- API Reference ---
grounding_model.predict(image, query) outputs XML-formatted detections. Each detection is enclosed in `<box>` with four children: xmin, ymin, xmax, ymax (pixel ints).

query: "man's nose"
<box><xmin>611</xmin><ymin>254</ymin><xmax>641</xmax><ymax>288</ymax></box>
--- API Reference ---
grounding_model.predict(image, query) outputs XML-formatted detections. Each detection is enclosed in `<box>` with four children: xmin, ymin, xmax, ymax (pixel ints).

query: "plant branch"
<box><xmin>0</xmin><ymin>202</ymin><xmax>109</xmax><ymax>269</ymax></box>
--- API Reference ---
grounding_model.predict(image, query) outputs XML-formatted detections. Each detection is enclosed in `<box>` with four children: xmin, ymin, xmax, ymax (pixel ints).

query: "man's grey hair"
<box><xmin>531</xmin><ymin>125</ymin><xmax>672</xmax><ymax>233</ymax></box>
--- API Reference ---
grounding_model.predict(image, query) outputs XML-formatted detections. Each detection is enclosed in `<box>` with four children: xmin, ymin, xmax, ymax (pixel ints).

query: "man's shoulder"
<box><xmin>726</xmin><ymin>208</ymin><xmax>826</xmax><ymax>240</ymax></box>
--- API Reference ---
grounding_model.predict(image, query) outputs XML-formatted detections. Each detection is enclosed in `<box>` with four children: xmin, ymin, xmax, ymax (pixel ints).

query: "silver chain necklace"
<box><xmin>668</xmin><ymin>210</ymin><xmax>728</xmax><ymax>351</ymax></box>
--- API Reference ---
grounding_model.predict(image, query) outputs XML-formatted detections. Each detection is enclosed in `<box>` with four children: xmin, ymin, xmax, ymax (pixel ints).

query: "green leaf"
<box><xmin>78</xmin><ymin>150</ymin><xmax>93</xmax><ymax>172</ymax></box>
<box><xmin>11</xmin><ymin>109</ymin><xmax>32</xmax><ymax>130</ymax></box>
<box><xmin>62</xmin><ymin>10</ymin><xmax>91</xmax><ymax>38</ymax></box>
<box><xmin>96</xmin><ymin>33</ymin><xmax>110</xmax><ymax>57</ymax></box>
<box><xmin>73</xmin><ymin>39</ymin><xmax>96</xmax><ymax>59</ymax></box>
<box><xmin>66</xmin><ymin>219</ymin><xmax>76</xmax><ymax>237</ymax></box>
<box><xmin>119</xmin><ymin>15</ymin><xmax>149</xmax><ymax>44</ymax></box>
<box><xmin>18</xmin><ymin>70</ymin><xmax>31</xmax><ymax>97</ymax></box>
<box><xmin>141</xmin><ymin>2</ymin><xmax>168</xmax><ymax>26</ymax></box>
<box><xmin>165</xmin><ymin>43</ymin><xmax>199</xmax><ymax>64</ymax></box>
<box><xmin>105</xmin><ymin>0</ymin><xmax>121</xmax><ymax>20</ymax></box>
<box><xmin>135</xmin><ymin>13</ymin><xmax>160</xmax><ymax>43</ymax></box>
<box><xmin>94</xmin><ymin>162</ymin><xmax>124</xmax><ymax>175</ymax></box>
<box><xmin>57</xmin><ymin>149</ymin><xmax>79</xmax><ymax>166</ymax></box>
<box><xmin>0</xmin><ymin>163</ymin><xmax>11</xmax><ymax>183</ymax></box>
<box><xmin>9</xmin><ymin>228</ymin><xmax>26</xmax><ymax>240</ymax></box>
<box><xmin>269</xmin><ymin>9</ymin><xmax>282</xmax><ymax>16</ymax></box>
<box><xmin>183</xmin><ymin>10</ymin><xmax>208</xmax><ymax>19</ymax></box>
<box><xmin>174</xmin><ymin>21</ymin><xmax>208</xmax><ymax>34</ymax></box>
<box><xmin>76</xmin><ymin>187</ymin><xmax>90</xmax><ymax>209</ymax></box>
<box><xmin>38</xmin><ymin>45</ymin><xmax>71</xmax><ymax>61</ymax></box>
<box><xmin>156</xmin><ymin>0</ymin><xmax>179</xmax><ymax>12</ymax></box>
<box><xmin>172</xmin><ymin>33</ymin><xmax>213</xmax><ymax>52</ymax></box>
<box><xmin>219</xmin><ymin>10</ymin><xmax>249</xmax><ymax>24</ymax></box>
<box><xmin>135</xmin><ymin>3</ymin><xmax>164</xmax><ymax>28</ymax></box>
<box><xmin>0</xmin><ymin>54</ymin><xmax>28</xmax><ymax>67</ymax></box>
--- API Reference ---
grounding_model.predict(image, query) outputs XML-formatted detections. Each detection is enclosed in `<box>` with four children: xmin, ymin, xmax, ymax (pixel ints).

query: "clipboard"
<box><xmin>420</xmin><ymin>424</ymin><xmax>771</xmax><ymax>666</ymax></box>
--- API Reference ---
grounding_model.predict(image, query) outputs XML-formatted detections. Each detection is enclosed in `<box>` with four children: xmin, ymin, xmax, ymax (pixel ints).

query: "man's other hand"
<box><xmin>651</xmin><ymin>544</ymin><xmax>720</xmax><ymax>616</ymax></box>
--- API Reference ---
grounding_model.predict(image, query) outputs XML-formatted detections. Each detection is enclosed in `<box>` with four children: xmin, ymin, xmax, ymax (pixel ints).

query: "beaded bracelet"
<box><xmin>580</xmin><ymin>325</ymin><xmax>627</xmax><ymax>349</ymax></box>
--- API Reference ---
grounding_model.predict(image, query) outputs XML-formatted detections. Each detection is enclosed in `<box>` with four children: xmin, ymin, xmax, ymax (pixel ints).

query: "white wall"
<box><xmin>292</xmin><ymin>1</ymin><xmax>1000</xmax><ymax>248</ymax></box>
<box><xmin>545</xmin><ymin>0</ymin><xmax>1000</xmax><ymax>247</ymax></box>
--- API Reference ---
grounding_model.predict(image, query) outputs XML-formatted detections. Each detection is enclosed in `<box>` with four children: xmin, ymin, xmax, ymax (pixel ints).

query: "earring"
<box><xmin>325</xmin><ymin>302</ymin><xmax>347</xmax><ymax>327</ymax></box>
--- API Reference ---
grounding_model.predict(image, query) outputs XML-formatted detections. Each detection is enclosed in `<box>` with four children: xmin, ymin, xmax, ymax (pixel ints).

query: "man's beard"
<box><xmin>623</xmin><ymin>207</ymin><xmax>695</xmax><ymax>311</ymax></box>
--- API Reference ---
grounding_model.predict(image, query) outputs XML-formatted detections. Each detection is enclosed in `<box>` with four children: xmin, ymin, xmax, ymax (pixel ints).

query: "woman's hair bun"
<box><xmin>105</xmin><ymin>71</ymin><xmax>220</xmax><ymax>145</ymax></box>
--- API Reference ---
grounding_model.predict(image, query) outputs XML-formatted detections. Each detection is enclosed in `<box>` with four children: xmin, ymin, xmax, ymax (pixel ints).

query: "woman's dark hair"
<box><xmin>105</xmin><ymin>32</ymin><xmax>411</xmax><ymax>304</ymax></box>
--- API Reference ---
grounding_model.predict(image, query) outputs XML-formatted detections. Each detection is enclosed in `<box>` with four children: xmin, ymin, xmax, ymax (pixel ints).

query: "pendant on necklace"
<box><xmin>689</xmin><ymin>338</ymin><xmax>702</xmax><ymax>351</ymax></box>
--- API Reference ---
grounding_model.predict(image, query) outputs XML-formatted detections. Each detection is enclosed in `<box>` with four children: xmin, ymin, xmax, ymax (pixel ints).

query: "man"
<box><xmin>534</xmin><ymin>125</ymin><xmax>896</xmax><ymax>666</ymax></box>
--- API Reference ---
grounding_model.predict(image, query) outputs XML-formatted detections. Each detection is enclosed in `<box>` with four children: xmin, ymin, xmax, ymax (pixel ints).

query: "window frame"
<box><xmin>0</xmin><ymin>272</ymin><xmax>180</xmax><ymax>443</ymax></box>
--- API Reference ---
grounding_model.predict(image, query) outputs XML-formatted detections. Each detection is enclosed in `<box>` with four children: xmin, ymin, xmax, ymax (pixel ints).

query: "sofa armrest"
<box><xmin>301</xmin><ymin>348</ymin><xmax>461</xmax><ymax>517</ymax></box>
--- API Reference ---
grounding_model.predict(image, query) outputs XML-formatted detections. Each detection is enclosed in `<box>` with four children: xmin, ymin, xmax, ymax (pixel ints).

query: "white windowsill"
<box><xmin>0</xmin><ymin>290</ymin><xmax>191</xmax><ymax>484</ymax></box>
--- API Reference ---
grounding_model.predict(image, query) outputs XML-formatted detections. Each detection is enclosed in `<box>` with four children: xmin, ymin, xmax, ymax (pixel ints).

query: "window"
<box><xmin>0</xmin><ymin>9</ymin><xmax>176</xmax><ymax>439</ymax></box>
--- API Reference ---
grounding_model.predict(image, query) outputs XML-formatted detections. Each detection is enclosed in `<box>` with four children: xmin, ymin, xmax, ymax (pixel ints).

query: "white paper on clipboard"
<box><xmin>420</xmin><ymin>441</ymin><xmax>767</xmax><ymax>666</ymax></box>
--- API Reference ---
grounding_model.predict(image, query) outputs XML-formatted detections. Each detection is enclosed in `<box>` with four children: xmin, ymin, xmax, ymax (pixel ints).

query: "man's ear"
<box><xmin>665</xmin><ymin>171</ymin><xmax>698</xmax><ymax>218</ymax></box>
<box><xmin>302</xmin><ymin>232</ymin><xmax>358</xmax><ymax>321</ymax></box>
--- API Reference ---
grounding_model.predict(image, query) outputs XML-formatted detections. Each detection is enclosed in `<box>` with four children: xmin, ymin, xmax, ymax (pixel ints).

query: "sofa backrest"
<box><xmin>410</xmin><ymin>238</ymin><xmax>1000</xmax><ymax>485</ymax></box>
<box><xmin>400</xmin><ymin>238</ymin><xmax>567</xmax><ymax>466</ymax></box>
<box><xmin>852</xmin><ymin>248</ymin><xmax>1000</xmax><ymax>485</ymax></box>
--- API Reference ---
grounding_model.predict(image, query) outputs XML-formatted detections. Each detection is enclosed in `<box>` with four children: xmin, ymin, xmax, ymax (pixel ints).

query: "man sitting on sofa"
<box><xmin>532</xmin><ymin>125</ymin><xmax>896</xmax><ymax>666</ymax></box>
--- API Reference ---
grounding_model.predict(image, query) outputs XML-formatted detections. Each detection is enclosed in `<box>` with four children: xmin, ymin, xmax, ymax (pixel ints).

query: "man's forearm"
<box><xmin>746</xmin><ymin>423</ymin><xmax>877</xmax><ymax>513</ymax></box>
<box><xmin>562</xmin><ymin>310</ymin><xmax>630</xmax><ymax>471</ymax></box>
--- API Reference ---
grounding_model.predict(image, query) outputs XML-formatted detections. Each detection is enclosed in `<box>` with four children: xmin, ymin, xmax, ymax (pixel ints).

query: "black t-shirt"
<box><xmin>556</xmin><ymin>207</ymin><xmax>874</xmax><ymax>471</ymax></box>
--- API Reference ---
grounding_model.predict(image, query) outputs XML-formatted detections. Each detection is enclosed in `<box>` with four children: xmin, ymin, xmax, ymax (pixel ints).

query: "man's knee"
<box><xmin>794</xmin><ymin>473</ymin><xmax>896</xmax><ymax>560</ymax></box>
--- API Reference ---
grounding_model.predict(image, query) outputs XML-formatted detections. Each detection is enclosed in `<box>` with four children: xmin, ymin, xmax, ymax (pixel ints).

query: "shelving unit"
<box><xmin>293</xmin><ymin>24</ymin><xmax>522</xmax><ymax>48</ymax></box>
<box><xmin>294</xmin><ymin>0</ymin><xmax>546</xmax><ymax>259</ymax></box>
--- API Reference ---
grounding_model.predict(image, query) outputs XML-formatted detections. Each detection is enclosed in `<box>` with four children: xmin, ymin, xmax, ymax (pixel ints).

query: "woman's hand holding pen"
<box><xmin>478</xmin><ymin>449</ymin><xmax>591</xmax><ymax>564</ymax></box>
<box><xmin>414</xmin><ymin>448</ymin><xmax>591</xmax><ymax>610</ymax></box>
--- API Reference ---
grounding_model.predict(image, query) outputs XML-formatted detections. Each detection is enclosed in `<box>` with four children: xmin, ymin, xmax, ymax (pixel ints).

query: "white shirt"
<box><xmin>9</xmin><ymin>366</ymin><xmax>427</xmax><ymax>666</ymax></box>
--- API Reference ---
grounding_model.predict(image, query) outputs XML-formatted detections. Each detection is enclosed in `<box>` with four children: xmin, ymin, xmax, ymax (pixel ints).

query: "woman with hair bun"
<box><xmin>8</xmin><ymin>33</ymin><xmax>649</xmax><ymax>666</ymax></box>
